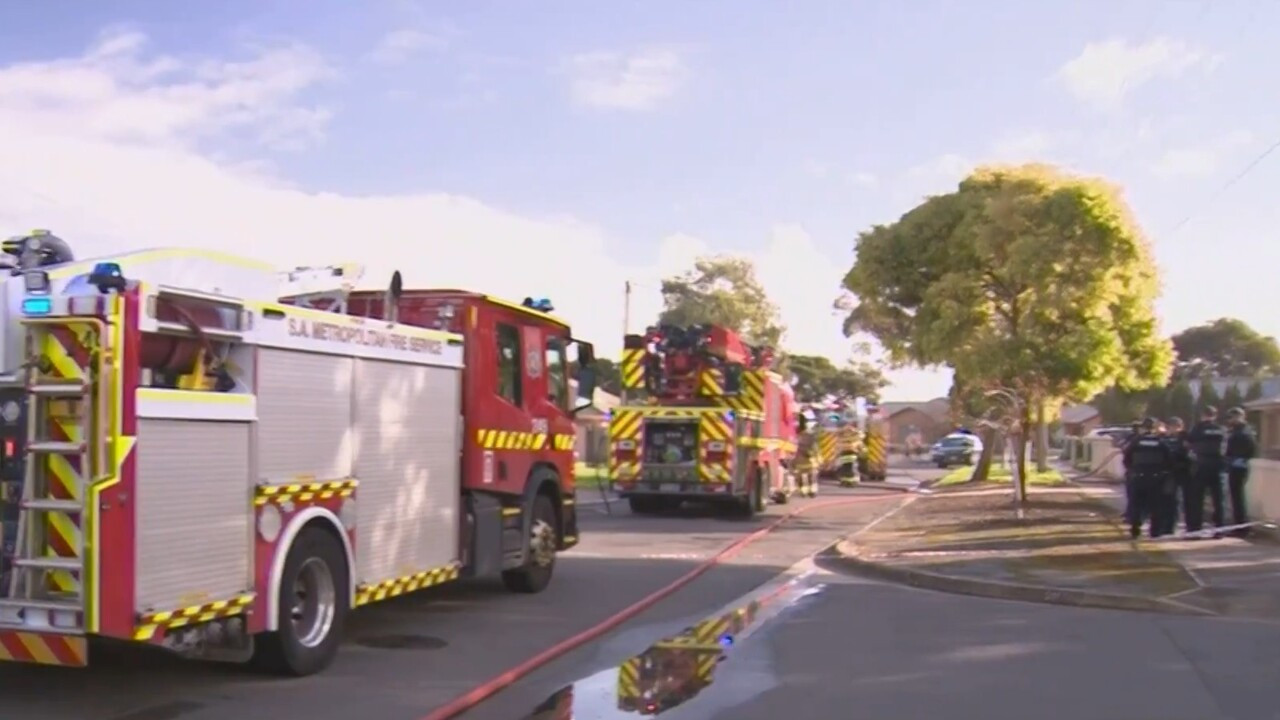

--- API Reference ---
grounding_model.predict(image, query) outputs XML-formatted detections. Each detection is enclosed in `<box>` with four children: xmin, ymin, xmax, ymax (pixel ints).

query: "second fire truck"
<box><xmin>0</xmin><ymin>231</ymin><xmax>596</xmax><ymax>676</ymax></box>
<box><xmin>607</xmin><ymin>324</ymin><xmax>797</xmax><ymax>517</ymax></box>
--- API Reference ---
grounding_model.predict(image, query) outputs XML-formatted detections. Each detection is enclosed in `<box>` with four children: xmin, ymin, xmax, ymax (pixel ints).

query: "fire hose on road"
<box><xmin>418</xmin><ymin>493</ymin><xmax>904</xmax><ymax>720</ymax></box>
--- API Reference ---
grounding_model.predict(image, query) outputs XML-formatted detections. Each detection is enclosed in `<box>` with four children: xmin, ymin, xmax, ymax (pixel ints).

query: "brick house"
<box><xmin>1245</xmin><ymin>394</ymin><xmax>1280</xmax><ymax>461</ymax></box>
<box><xmin>882</xmin><ymin>398</ymin><xmax>952</xmax><ymax>449</ymax></box>
<box><xmin>1060</xmin><ymin>404</ymin><xmax>1102</xmax><ymax>436</ymax></box>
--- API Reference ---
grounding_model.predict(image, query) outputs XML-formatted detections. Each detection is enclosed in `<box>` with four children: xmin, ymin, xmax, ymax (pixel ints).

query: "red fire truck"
<box><xmin>0</xmin><ymin>231</ymin><xmax>596</xmax><ymax>676</ymax></box>
<box><xmin>608</xmin><ymin>324</ymin><xmax>797</xmax><ymax>517</ymax></box>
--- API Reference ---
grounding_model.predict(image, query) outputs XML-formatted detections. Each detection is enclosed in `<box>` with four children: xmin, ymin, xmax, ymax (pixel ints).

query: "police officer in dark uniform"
<box><xmin>1186</xmin><ymin>405</ymin><xmax>1227</xmax><ymax>536</ymax></box>
<box><xmin>1224</xmin><ymin>406</ymin><xmax>1258</xmax><ymax>537</ymax></box>
<box><xmin>1158</xmin><ymin>417</ymin><xmax>1191</xmax><ymax>537</ymax></box>
<box><xmin>1121</xmin><ymin>417</ymin><xmax>1171</xmax><ymax>539</ymax></box>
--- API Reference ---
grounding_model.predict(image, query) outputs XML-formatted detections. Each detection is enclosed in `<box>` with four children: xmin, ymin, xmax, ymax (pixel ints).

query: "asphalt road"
<box><xmin>697</xmin><ymin>574</ymin><xmax>1280</xmax><ymax>720</ymax></box>
<box><xmin>0</xmin><ymin>467</ymin><xmax>929</xmax><ymax>720</ymax></box>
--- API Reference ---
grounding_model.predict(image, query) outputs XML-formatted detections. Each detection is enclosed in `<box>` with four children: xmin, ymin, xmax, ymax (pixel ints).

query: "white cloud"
<box><xmin>0</xmin><ymin>30</ymin><xmax>866</xmax><ymax>373</ymax></box>
<box><xmin>1150</xmin><ymin>129</ymin><xmax>1254</xmax><ymax>179</ymax></box>
<box><xmin>846</xmin><ymin>171</ymin><xmax>878</xmax><ymax>188</ymax></box>
<box><xmin>368</xmin><ymin>29</ymin><xmax>448</xmax><ymax>66</ymax></box>
<box><xmin>802</xmin><ymin>159</ymin><xmax>830</xmax><ymax>178</ymax></box>
<box><xmin>0</xmin><ymin>28</ymin><xmax>334</xmax><ymax>152</ymax></box>
<box><xmin>563</xmin><ymin>47</ymin><xmax>685</xmax><ymax>110</ymax></box>
<box><xmin>1057</xmin><ymin>37</ymin><xmax>1220</xmax><ymax>110</ymax></box>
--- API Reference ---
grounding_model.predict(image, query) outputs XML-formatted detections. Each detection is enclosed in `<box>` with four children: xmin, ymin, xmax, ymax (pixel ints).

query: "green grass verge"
<box><xmin>574</xmin><ymin>462</ymin><xmax>609</xmax><ymax>488</ymax></box>
<box><xmin>936</xmin><ymin>465</ymin><xmax>1067</xmax><ymax>487</ymax></box>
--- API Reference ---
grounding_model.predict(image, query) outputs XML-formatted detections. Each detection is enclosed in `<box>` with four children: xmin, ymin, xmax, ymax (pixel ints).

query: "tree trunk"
<box><xmin>971</xmin><ymin>425</ymin><xmax>997</xmax><ymax>482</ymax></box>
<box><xmin>1015</xmin><ymin>409</ymin><xmax>1030</xmax><ymax>503</ymax></box>
<box><xmin>1035</xmin><ymin>401</ymin><xmax>1050</xmax><ymax>473</ymax></box>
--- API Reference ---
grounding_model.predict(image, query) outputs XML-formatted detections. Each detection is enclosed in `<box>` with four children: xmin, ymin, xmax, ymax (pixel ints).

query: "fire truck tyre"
<box><xmin>253</xmin><ymin>527</ymin><xmax>349</xmax><ymax>677</ymax></box>
<box><xmin>502</xmin><ymin>493</ymin><xmax>558</xmax><ymax>594</ymax></box>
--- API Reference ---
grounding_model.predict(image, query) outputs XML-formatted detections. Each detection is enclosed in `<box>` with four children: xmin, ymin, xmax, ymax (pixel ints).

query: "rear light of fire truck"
<box><xmin>704</xmin><ymin>440</ymin><xmax>729</xmax><ymax>463</ymax></box>
<box><xmin>613</xmin><ymin>439</ymin><xmax>637</xmax><ymax>460</ymax></box>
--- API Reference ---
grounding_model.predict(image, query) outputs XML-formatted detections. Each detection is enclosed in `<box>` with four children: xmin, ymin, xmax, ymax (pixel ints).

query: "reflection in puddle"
<box><xmin>524</xmin><ymin>572</ymin><xmax>825</xmax><ymax>719</ymax></box>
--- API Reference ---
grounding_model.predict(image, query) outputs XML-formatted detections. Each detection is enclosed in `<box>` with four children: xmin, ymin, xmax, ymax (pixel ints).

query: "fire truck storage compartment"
<box><xmin>643</xmin><ymin>419</ymin><xmax>698</xmax><ymax>464</ymax></box>
<box><xmin>135</xmin><ymin>419</ymin><xmax>253</xmax><ymax>612</ymax></box>
<box><xmin>254</xmin><ymin>346</ymin><xmax>462</xmax><ymax>588</ymax></box>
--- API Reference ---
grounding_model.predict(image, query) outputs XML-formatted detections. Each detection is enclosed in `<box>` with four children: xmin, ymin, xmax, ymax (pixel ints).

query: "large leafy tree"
<box><xmin>789</xmin><ymin>354</ymin><xmax>887</xmax><ymax>403</ymax></box>
<box><xmin>1171</xmin><ymin>318</ymin><xmax>1280</xmax><ymax>379</ymax></box>
<box><xmin>658</xmin><ymin>255</ymin><xmax>785</xmax><ymax>348</ymax></box>
<box><xmin>841</xmin><ymin>163</ymin><xmax>1173</xmax><ymax>498</ymax></box>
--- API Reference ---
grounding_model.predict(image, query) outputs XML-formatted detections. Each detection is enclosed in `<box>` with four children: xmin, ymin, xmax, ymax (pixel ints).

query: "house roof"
<box><xmin>1060</xmin><ymin>404</ymin><xmax>1100</xmax><ymax>424</ymax></box>
<box><xmin>882</xmin><ymin>398</ymin><xmax>950</xmax><ymax>422</ymax></box>
<box><xmin>1245</xmin><ymin>394</ymin><xmax>1280</xmax><ymax>410</ymax></box>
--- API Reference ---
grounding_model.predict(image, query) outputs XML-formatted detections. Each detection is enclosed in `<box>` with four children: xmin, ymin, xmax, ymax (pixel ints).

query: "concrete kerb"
<box><xmin>819</xmin><ymin>541</ymin><xmax>1214</xmax><ymax>616</ymax></box>
<box><xmin>820</xmin><ymin>483</ymin><xmax>1217</xmax><ymax>616</ymax></box>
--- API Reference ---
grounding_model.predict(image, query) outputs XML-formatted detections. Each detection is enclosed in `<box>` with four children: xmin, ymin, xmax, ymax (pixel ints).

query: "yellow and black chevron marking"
<box><xmin>133</xmin><ymin>593</ymin><xmax>255</xmax><ymax>641</ymax></box>
<box><xmin>552</xmin><ymin>433</ymin><xmax>575</xmax><ymax>451</ymax></box>
<box><xmin>476</xmin><ymin>428</ymin><xmax>543</xmax><ymax>450</ymax></box>
<box><xmin>817</xmin><ymin>431</ymin><xmax>838</xmax><ymax>468</ymax></box>
<box><xmin>698</xmin><ymin>412</ymin><xmax>734</xmax><ymax>483</ymax></box>
<box><xmin>620</xmin><ymin>348</ymin><xmax>646</xmax><ymax>389</ymax></box>
<box><xmin>255</xmin><ymin>479</ymin><xmax>357</xmax><ymax>506</ymax></box>
<box><xmin>609</xmin><ymin>408</ymin><xmax>644</xmax><ymax>441</ymax></box>
<box><xmin>617</xmin><ymin>656</ymin><xmax>641</xmax><ymax>699</ymax></box>
<box><xmin>697</xmin><ymin>368</ymin><xmax>723</xmax><ymax>396</ymax></box>
<box><xmin>355</xmin><ymin>562</ymin><xmax>461</xmax><ymax>607</ymax></box>
<box><xmin>721</xmin><ymin>370</ymin><xmax>764</xmax><ymax>412</ymax></box>
<box><xmin>862</xmin><ymin>428</ymin><xmax>887</xmax><ymax>474</ymax></box>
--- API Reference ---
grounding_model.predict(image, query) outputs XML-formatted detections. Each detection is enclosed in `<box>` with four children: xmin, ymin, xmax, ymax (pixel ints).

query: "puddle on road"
<box><xmin>522</xmin><ymin>573</ymin><xmax>825</xmax><ymax>718</ymax></box>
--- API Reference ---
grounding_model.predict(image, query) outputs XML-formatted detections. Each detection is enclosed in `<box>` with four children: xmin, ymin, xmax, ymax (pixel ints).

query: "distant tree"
<box><xmin>592</xmin><ymin>358</ymin><xmax>622</xmax><ymax>397</ymax></box>
<box><xmin>841</xmin><ymin>164</ymin><xmax>1173</xmax><ymax>498</ymax></box>
<box><xmin>1144</xmin><ymin>386</ymin><xmax>1171</xmax><ymax>421</ymax></box>
<box><xmin>1221</xmin><ymin>382</ymin><xmax>1246</xmax><ymax>413</ymax></box>
<box><xmin>1198</xmin><ymin>380</ymin><xmax>1223</xmax><ymax>415</ymax></box>
<box><xmin>1246</xmin><ymin>379</ymin><xmax>1265</xmax><ymax>402</ymax></box>
<box><xmin>788</xmin><ymin>354</ymin><xmax>886</xmax><ymax>404</ymax></box>
<box><xmin>1092</xmin><ymin>387</ymin><xmax>1146</xmax><ymax>425</ymax></box>
<box><xmin>659</xmin><ymin>255</ymin><xmax>785</xmax><ymax>348</ymax></box>
<box><xmin>1167</xmin><ymin>381</ymin><xmax>1196</xmax><ymax>425</ymax></box>
<box><xmin>1171</xmin><ymin>318</ymin><xmax>1280</xmax><ymax>379</ymax></box>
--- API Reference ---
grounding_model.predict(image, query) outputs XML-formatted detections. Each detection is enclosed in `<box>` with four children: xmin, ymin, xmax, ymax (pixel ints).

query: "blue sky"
<box><xmin>0</xmin><ymin>0</ymin><xmax>1275</xmax><ymax>401</ymax></box>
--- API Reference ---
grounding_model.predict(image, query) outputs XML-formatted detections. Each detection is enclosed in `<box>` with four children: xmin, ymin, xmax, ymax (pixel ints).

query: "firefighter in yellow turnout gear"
<box><xmin>792</xmin><ymin>414</ymin><xmax>819</xmax><ymax>498</ymax></box>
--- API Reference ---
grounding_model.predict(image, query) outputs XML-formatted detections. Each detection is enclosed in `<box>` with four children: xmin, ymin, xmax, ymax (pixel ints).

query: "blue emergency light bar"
<box><xmin>522</xmin><ymin>297</ymin><xmax>555</xmax><ymax>313</ymax></box>
<box><xmin>21</xmin><ymin>296</ymin><xmax>52</xmax><ymax>315</ymax></box>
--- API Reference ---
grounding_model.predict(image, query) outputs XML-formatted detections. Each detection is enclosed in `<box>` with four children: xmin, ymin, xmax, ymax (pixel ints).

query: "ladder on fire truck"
<box><xmin>2</xmin><ymin>316</ymin><xmax>109</xmax><ymax>627</ymax></box>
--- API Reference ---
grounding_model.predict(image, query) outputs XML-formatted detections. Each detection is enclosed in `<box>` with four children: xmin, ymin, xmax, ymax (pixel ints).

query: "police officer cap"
<box><xmin>1166</xmin><ymin>416</ymin><xmax>1183</xmax><ymax>427</ymax></box>
<box><xmin>1140</xmin><ymin>416</ymin><xmax>1157</xmax><ymax>430</ymax></box>
<box><xmin>1202</xmin><ymin>405</ymin><xmax>1218</xmax><ymax>417</ymax></box>
<box><xmin>1227</xmin><ymin>406</ymin><xmax>1245</xmax><ymax>418</ymax></box>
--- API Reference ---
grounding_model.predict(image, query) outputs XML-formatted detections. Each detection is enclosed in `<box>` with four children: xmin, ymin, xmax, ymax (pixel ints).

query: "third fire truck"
<box><xmin>608</xmin><ymin>324</ymin><xmax>797</xmax><ymax>517</ymax></box>
<box><xmin>0</xmin><ymin>230</ymin><xmax>596</xmax><ymax>676</ymax></box>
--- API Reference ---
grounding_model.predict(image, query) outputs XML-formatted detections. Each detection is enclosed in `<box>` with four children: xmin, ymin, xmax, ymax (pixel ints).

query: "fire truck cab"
<box><xmin>0</xmin><ymin>231</ymin><xmax>597</xmax><ymax>676</ymax></box>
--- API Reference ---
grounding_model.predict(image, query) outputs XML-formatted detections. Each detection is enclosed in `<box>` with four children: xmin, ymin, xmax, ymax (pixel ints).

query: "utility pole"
<box><xmin>621</xmin><ymin>280</ymin><xmax>632</xmax><ymax>405</ymax></box>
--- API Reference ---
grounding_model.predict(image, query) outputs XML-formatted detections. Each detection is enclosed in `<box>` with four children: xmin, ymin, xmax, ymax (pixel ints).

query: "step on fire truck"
<box><xmin>608</xmin><ymin>324</ymin><xmax>797</xmax><ymax>517</ymax></box>
<box><xmin>0</xmin><ymin>230</ymin><xmax>596</xmax><ymax>676</ymax></box>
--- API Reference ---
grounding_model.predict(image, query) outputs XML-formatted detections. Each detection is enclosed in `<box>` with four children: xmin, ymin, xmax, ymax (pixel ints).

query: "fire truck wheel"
<box><xmin>502</xmin><ymin>493</ymin><xmax>557</xmax><ymax>594</ymax></box>
<box><xmin>253</xmin><ymin>527</ymin><xmax>349</xmax><ymax>676</ymax></box>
